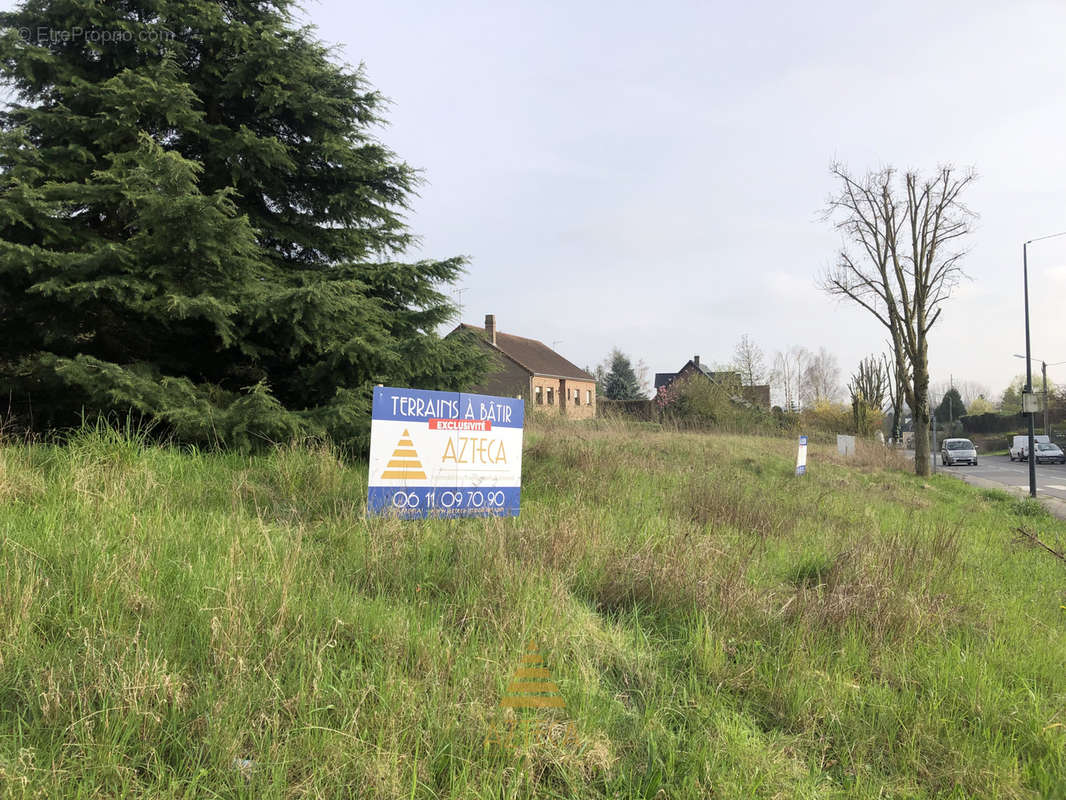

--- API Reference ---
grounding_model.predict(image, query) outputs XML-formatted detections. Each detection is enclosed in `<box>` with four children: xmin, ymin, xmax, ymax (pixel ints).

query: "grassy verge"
<box><xmin>1</xmin><ymin>422</ymin><xmax>1065</xmax><ymax>798</ymax></box>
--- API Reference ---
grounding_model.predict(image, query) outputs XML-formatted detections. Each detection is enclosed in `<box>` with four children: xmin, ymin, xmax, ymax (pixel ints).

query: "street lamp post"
<box><xmin>931</xmin><ymin>409</ymin><xmax>937</xmax><ymax>474</ymax></box>
<box><xmin>1022</xmin><ymin>231</ymin><xmax>1066</xmax><ymax>498</ymax></box>
<box><xmin>1043</xmin><ymin>360</ymin><xmax>1048</xmax><ymax>435</ymax></box>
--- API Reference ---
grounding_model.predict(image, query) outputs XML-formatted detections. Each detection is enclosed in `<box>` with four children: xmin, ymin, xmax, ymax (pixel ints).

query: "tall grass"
<box><xmin>0</xmin><ymin>421</ymin><xmax>1064</xmax><ymax>798</ymax></box>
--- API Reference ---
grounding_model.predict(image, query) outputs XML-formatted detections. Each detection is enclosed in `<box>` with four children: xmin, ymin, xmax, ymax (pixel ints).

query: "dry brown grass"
<box><xmin>673</xmin><ymin>474</ymin><xmax>795</xmax><ymax>538</ymax></box>
<box><xmin>0</xmin><ymin>447</ymin><xmax>46</xmax><ymax>502</ymax></box>
<box><xmin>812</xmin><ymin>438</ymin><xmax>912</xmax><ymax>472</ymax></box>
<box><xmin>777</xmin><ymin>522</ymin><xmax>964</xmax><ymax>641</ymax></box>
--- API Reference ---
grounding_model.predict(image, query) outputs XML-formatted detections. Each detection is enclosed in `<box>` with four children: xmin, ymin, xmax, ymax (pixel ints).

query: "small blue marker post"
<box><xmin>795</xmin><ymin>435</ymin><xmax>808</xmax><ymax>476</ymax></box>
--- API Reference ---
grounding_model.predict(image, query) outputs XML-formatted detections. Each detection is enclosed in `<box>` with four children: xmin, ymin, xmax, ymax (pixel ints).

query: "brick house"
<box><xmin>655</xmin><ymin>355</ymin><xmax>771</xmax><ymax>410</ymax></box>
<box><xmin>449</xmin><ymin>314</ymin><xmax>596</xmax><ymax>419</ymax></box>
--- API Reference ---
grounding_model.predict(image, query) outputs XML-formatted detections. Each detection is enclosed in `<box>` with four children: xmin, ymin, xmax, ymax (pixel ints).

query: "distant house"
<box><xmin>448</xmin><ymin>314</ymin><xmax>596</xmax><ymax>419</ymax></box>
<box><xmin>655</xmin><ymin>355</ymin><xmax>771</xmax><ymax>410</ymax></box>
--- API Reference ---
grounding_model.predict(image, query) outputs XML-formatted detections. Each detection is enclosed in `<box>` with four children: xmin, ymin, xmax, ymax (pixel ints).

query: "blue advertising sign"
<box><xmin>367</xmin><ymin>386</ymin><xmax>524</xmax><ymax>518</ymax></box>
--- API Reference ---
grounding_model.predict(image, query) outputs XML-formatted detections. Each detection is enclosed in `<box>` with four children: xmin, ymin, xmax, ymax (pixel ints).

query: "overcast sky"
<box><xmin>296</xmin><ymin>0</ymin><xmax>1066</xmax><ymax>401</ymax></box>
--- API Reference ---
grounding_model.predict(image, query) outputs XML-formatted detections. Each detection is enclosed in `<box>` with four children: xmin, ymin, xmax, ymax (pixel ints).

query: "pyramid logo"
<box><xmin>499</xmin><ymin>639</ymin><xmax>565</xmax><ymax>709</ymax></box>
<box><xmin>380</xmin><ymin>429</ymin><xmax>427</xmax><ymax>481</ymax></box>
<box><xmin>485</xmin><ymin>639</ymin><xmax>584</xmax><ymax>753</ymax></box>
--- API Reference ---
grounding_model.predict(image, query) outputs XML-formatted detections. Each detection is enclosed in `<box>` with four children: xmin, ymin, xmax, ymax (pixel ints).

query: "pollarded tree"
<box><xmin>822</xmin><ymin>164</ymin><xmax>976</xmax><ymax>475</ymax></box>
<box><xmin>849</xmin><ymin>355</ymin><xmax>888</xmax><ymax>408</ymax></box>
<box><xmin>0</xmin><ymin>0</ymin><xmax>485</xmax><ymax>449</ymax></box>
<box><xmin>848</xmin><ymin>355</ymin><xmax>887</xmax><ymax>435</ymax></box>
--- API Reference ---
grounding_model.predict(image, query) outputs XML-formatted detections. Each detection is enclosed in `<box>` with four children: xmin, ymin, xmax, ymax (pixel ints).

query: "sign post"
<box><xmin>795</xmin><ymin>435</ymin><xmax>808</xmax><ymax>476</ymax></box>
<box><xmin>367</xmin><ymin>386</ymin><xmax>524</xmax><ymax>518</ymax></box>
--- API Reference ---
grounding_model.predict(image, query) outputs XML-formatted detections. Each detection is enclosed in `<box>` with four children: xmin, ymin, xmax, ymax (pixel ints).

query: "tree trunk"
<box><xmin>891</xmin><ymin>374</ymin><xmax>905</xmax><ymax>444</ymax></box>
<box><xmin>912</xmin><ymin>362</ymin><xmax>931</xmax><ymax>476</ymax></box>
<box><xmin>889</xmin><ymin>340</ymin><xmax>910</xmax><ymax>449</ymax></box>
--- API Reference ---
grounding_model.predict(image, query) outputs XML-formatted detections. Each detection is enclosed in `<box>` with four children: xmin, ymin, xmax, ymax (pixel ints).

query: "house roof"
<box><xmin>655</xmin><ymin>360</ymin><xmax>734</xmax><ymax>389</ymax></box>
<box><xmin>654</xmin><ymin>372</ymin><xmax>678</xmax><ymax>390</ymax></box>
<box><xmin>453</xmin><ymin>323</ymin><xmax>595</xmax><ymax>381</ymax></box>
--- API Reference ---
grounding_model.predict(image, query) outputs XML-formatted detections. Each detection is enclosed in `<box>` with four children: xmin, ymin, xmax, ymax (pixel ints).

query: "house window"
<box><xmin>535</xmin><ymin>386</ymin><xmax>543</xmax><ymax>405</ymax></box>
<box><xmin>547</xmin><ymin>388</ymin><xmax>554</xmax><ymax>406</ymax></box>
<box><xmin>586</xmin><ymin>389</ymin><xmax>592</xmax><ymax>405</ymax></box>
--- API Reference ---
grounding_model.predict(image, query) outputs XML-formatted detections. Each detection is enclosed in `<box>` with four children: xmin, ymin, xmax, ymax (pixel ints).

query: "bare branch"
<box><xmin>821</xmin><ymin>163</ymin><xmax>976</xmax><ymax>475</ymax></box>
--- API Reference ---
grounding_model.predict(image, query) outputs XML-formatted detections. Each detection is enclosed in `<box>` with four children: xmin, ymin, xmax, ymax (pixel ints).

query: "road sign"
<box><xmin>796</xmin><ymin>435</ymin><xmax>808</xmax><ymax>475</ymax></box>
<box><xmin>367</xmin><ymin>386</ymin><xmax>524</xmax><ymax>518</ymax></box>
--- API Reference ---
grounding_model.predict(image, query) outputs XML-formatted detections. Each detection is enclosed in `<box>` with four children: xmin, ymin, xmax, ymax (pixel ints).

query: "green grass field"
<box><xmin>2</xmin><ymin>421</ymin><xmax>1066</xmax><ymax>799</ymax></box>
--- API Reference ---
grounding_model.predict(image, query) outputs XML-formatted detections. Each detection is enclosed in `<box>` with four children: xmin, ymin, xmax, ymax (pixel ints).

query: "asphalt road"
<box><xmin>934</xmin><ymin>454</ymin><xmax>1066</xmax><ymax>501</ymax></box>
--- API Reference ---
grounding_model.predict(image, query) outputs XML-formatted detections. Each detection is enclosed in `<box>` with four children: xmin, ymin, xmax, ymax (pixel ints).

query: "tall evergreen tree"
<box><xmin>0</xmin><ymin>0</ymin><xmax>485</xmax><ymax>449</ymax></box>
<box><xmin>935</xmin><ymin>388</ymin><xmax>966</xmax><ymax>422</ymax></box>
<box><xmin>603</xmin><ymin>349</ymin><xmax>642</xmax><ymax>401</ymax></box>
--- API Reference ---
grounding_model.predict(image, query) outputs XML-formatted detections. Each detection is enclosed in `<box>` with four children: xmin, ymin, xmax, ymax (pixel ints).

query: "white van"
<box><xmin>1009</xmin><ymin>434</ymin><xmax>1050</xmax><ymax>462</ymax></box>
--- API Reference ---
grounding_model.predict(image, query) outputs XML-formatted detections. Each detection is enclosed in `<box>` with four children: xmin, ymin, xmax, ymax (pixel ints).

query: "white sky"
<box><xmin>303</xmin><ymin>0</ymin><xmax>1066</xmax><ymax>399</ymax></box>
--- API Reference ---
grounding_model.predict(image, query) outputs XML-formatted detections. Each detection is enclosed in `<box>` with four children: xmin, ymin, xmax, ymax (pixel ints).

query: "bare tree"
<box><xmin>772</xmin><ymin>346</ymin><xmax>808</xmax><ymax>411</ymax></box>
<box><xmin>883</xmin><ymin>351</ymin><xmax>907</xmax><ymax>444</ymax></box>
<box><xmin>800</xmin><ymin>346</ymin><xmax>841</xmax><ymax>405</ymax></box>
<box><xmin>954</xmin><ymin>380</ymin><xmax>990</xmax><ymax>408</ymax></box>
<box><xmin>733</xmin><ymin>334</ymin><xmax>766</xmax><ymax>386</ymax></box>
<box><xmin>634</xmin><ymin>358</ymin><xmax>653</xmax><ymax>399</ymax></box>
<box><xmin>822</xmin><ymin>164</ymin><xmax>976</xmax><ymax>475</ymax></box>
<box><xmin>849</xmin><ymin>355</ymin><xmax>888</xmax><ymax>407</ymax></box>
<box><xmin>848</xmin><ymin>355</ymin><xmax>888</xmax><ymax>435</ymax></box>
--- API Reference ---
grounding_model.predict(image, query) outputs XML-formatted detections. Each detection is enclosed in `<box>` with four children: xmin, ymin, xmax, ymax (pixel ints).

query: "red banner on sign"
<box><xmin>428</xmin><ymin>418</ymin><xmax>492</xmax><ymax>431</ymax></box>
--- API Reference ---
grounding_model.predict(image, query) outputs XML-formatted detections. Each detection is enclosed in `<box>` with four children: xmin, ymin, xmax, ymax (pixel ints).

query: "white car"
<box><xmin>941</xmin><ymin>438</ymin><xmax>978</xmax><ymax>466</ymax></box>
<box><xmin>1033</xmin><ymin>442</ymin><xmax>1066</xmax><ymax>465</ymax></box>
<box><xmin>1009</xmin><ymin>434</ymin><xmax>1051</xmax><ymax>462</ymax></box>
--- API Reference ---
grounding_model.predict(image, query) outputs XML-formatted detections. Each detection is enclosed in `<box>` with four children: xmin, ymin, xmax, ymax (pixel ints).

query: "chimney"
<box><xmin>485</xmin><ymin>314</ymin><xmax>497</xmax><ymax>346</ymax></box>
<box><xmin>693</xmin><ymin>355</ymin><xmax>700</xmax><ymax>367</ymax></box>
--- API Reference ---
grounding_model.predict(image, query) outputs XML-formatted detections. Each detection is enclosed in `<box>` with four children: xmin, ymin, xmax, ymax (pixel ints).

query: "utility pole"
<box><xmin>1024</xmin><ymin>241</ymin><xmax>1036</xmax><ymax>497</ymax></box>
<box><xmin>1028</xmin><ymin>359</ymin><xmax>1051</xmax><ymax>438</ymax></box>
<box><xmin>951</xmin><ymin>374</ymin><xmax>955</xmax><ymax>428</ymax></box>
<box><xmin>931</xmin><ymin>409</ymin><xmax>938</xmax><ymax>474</ymax></box>
<box><xmin>1043</xmin><ymin>360</ymin><xmax>1049</xmax><ymax>437</ymax></box>
<box><xmin>1014</xmin><ymin>354</ymin><xmax>1066</xmax><ymax>439</ymax></box>
<box><xmin>949</xmin><ymin>374</ymin><xmax>954</xmax><ymax>428</ymax></box>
